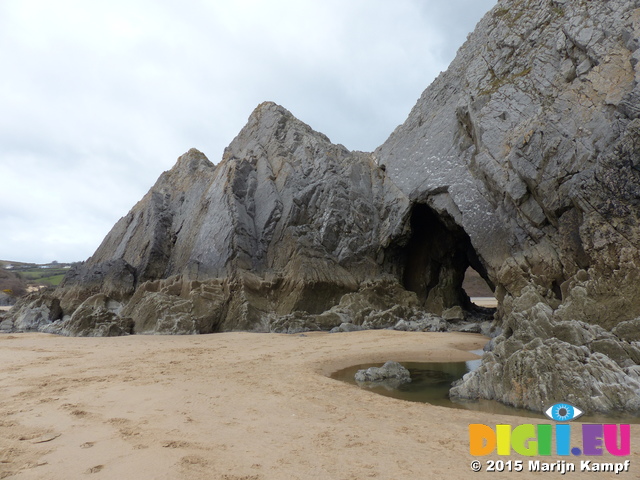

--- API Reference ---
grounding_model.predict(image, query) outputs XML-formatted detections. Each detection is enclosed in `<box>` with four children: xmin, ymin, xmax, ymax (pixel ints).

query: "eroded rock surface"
<box><xmin>4</xmin><ymin>103</ymin><xmax>420</xmax><ymax>335</ymax></box>
<box><xmin>355</xmin><ymin>361</ymin><xmax>412</xmax><ymax>390</ymax></box>
<box><xmin>376</xmin><ymin>0</ymin><xmax>640</xmax><ymax>413</ymax></box>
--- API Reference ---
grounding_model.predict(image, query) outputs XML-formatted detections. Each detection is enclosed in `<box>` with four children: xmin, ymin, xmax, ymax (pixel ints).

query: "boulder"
<box><xmin>330</xmin><ymin>323</ymin><xmax>364</xmax><ymax>333</ymax></box>
<box><xmin>42</xmin><ymin>294</ymin><xmax>133</xmax><ymax>337</ymax></box>
<box><xmin>612</xmin><ymin>318</ymin><xmax>640</xmax><ymax>343</ymax></box>
<box><xmin>392</xmin><ymin>316</ymin><xmax>448</xmax><ymax>333</ymax></box>
<box><xmin>355</xmin><ymin>361</ymin><xmax>412</xmax><ymax>390</ymax></box>
<box><xmin>2</xmin><ymin>291</ymin><xmax>62</xmax><ymax>332</ymax></box>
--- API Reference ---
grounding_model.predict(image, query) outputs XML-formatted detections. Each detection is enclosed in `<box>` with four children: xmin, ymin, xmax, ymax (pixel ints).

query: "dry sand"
<box><xmin>1</xmin><ymin>331</ymin><xmax>638</xmax><ymax>479</ymax></box>
<box><xmin>469</xmin><ymin>297</ymin><xmax>498</xmax><ymax>308</ymax></box>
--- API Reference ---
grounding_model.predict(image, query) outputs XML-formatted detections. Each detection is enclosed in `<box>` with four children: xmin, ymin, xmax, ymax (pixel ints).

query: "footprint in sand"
<box><xmin>179</xmin><ymin>455</ymin><xmax>208</xmax><ymax>467</ymax></box>
<box><xmin>85</xmin><ymin>465</ymin><xmax>104</xmax><ymax>474</ymax></box>
<box><xmin>80</xmin><ymin>442</ymin><xmax>95</xmax><ymax>449</ymax></box>
<box><xmin>105</xmin><ymin>417</ymin><xmax>140</xmax><ymax>439</ymax></box>
<box><xmin>106</xmin><ymin>417</ymin><xmax>130</xmax><ymax>425</ymax></box>
<box><xmin>162</xmin><ymin>440</ymin><xmax>191</xmax><ymax>449</ymax></box>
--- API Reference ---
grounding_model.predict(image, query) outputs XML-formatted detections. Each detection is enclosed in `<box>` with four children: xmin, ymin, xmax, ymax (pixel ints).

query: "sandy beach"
<box><xmin>1</xmin><ymin>330</ymin><xmax>637</xmax><ymax>479</ymax></box>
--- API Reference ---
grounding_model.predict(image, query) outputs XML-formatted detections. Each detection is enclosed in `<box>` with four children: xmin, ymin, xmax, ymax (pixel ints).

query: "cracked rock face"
<box><xmin>376</xmin><ymin>0</ymin><xmax>640</xmax><ymax>413</ymax></box>
<box><xmin>4</xmin><ymin>103</ymin><xmax>417</xmax><ymax>335</ymax></box>
<box><xmin>4</xmin><ymin>0</ymin><xmax>640</xmax><ymax>414</ymax></box>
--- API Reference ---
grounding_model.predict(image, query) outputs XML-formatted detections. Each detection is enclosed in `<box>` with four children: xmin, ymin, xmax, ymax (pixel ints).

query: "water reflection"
<box><xmin>331</xmin><ymin>361</ymin><xmax>497</xmax><ymax>410</ymax></box>
<box><xmin>465</xmin><ymin>349</ymin><xmax>484</xmax><ymax>372</ymax></box>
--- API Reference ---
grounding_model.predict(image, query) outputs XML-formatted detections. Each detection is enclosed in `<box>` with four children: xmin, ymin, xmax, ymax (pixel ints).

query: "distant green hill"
<box><xmin>0</xmin><ymin>260</ymin><xmax>78</xmax><ymax>301</ymax></box>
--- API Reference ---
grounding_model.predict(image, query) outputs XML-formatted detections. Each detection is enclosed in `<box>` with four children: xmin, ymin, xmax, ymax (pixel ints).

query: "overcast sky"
<box><xmin>1</xmin><ymin>0</ymin><xmax>497</xmax><ymax>264</ymax></box>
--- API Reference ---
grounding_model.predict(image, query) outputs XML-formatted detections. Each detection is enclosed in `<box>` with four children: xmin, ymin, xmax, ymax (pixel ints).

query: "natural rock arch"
<box><xmin>400</xmin><ymin>203</ymin><xmax>494</xmax><ymax>315</ymax></box>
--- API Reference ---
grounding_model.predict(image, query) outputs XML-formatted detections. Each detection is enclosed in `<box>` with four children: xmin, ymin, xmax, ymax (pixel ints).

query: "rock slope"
<box><xmin>3</xmin><ymin>103</ymin><xmax>425</xmax><ymax>335</ymax></box>
<box><xmin>376</xmin><ymin>0</ymin><xmax>640</xmax><ymax>413</ymax></box>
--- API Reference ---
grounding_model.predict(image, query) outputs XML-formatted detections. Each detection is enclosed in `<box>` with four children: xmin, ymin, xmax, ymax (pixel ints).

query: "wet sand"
<box><xmin>0</xmin><ymin>331</ymin><xmax>637</xmax><ymax>479</ymax></box>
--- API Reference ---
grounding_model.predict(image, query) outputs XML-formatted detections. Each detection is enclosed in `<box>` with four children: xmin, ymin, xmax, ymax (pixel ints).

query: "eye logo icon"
<box><xmin>544</xmin><ymin>402</ymin><xmax>584</xmax><ymax>422</ymax></box>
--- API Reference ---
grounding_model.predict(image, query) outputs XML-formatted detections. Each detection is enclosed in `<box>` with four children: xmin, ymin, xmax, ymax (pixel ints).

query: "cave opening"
<box><xmin>401</xmin><ymin>203</ymin><xmax>495</xmax><ymax>315</ymax></box>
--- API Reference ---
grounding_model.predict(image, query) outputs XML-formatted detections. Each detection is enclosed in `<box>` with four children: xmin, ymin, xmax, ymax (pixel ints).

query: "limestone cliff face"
<box><xmin>378</xmin><ymin>0</ymin><xmax>640</xmax><ymax>306</ymax></box>
<box><xmin>3</xmin><ymin>0</ymin><xmax>640</xmax><ymax>414</ymax></box>
<box><xmin>2</xmin><ymin>103</ymin><xmax>412</xmax><ymax>335</ymax></box>
<box><xmin>376</xmin><ymin>0</ymin><xmax>640</xmax><ymax>413</ymax></box>
<box><xmin>87</xmin><ymin>105</ymin><xmax>408</xmax><ymax>288</ymax></box>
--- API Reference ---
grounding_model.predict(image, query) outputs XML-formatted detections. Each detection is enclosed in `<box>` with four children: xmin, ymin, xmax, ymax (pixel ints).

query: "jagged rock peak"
<box><xmin>173</xmin><ymin>148</ymin><xmax>214</xmax><ymax>172</ymax></box>
<box><xmin>2</xmin><ymin>99</ymin><xmax>417</xmax><ymax>336</ymax></box>
<box><xmin>237</xmin><ymin>101</ymin><xmax>332</xmax><ymax>145</ymax></box>
<box><xmin>149</xmin><ymin>148</ymin><xmax>216</xmax><ymax>197</ymax></box>
<box><xmin>221</xmin><ymin>101</ymin><xmax>339</xmax><ymax>169</ymax></box>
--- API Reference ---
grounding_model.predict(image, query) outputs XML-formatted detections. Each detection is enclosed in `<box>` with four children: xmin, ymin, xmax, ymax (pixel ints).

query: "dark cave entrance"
<box><xmin>402</xmin><ymin>203</ymin><xmax>495</xmax><ymax>315</ymax></box>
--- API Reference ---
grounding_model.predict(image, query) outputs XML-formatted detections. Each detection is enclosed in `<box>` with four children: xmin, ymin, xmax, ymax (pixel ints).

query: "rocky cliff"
<box><xmin>3</xmin><ymin>103</ymin><xmax>444</xmax><ymax>336</ymax></box>
<box><xmin>376</xmin><ymin>0</ymin><xmax>640</xmax><ymax>413</ymax></box>
<box><xmin>3</xmin><ymin>0</ymin><xmax>640</xmax><ymax>414</ymax></box>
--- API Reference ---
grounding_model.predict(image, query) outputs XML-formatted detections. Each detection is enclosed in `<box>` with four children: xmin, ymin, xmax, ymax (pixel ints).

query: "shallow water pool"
<box><xmin>331</xmin><ymin>359</ymin><xmax>640</xmax><ymax>423</ymax></box>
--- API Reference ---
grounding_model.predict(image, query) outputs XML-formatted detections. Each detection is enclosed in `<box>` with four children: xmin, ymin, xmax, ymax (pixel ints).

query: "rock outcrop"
<box><xmin>4</xmin><ymin>0</ymin><xmax>640</xmax><ymax>414</ymax></box>
<box><xmin>355</xmin><ymin>361</ymin><xmax>412</xmax><ymax>390</ymax></box>
<box><xmin>375</xmin><ymin>0</ymin><xmax>640</xmax><ymax>413</ymax></box>
<box><xmin>3</xmin><ymin>103</ymin><xmax>423</xmax><ymax>335</ymax></box>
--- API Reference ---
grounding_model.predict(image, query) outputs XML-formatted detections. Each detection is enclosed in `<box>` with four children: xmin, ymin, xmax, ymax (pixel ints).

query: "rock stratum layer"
<box><xmin>3</xmin><ymin>0</ymin><xmax>640</xmax><ymax>414</ymax></box>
